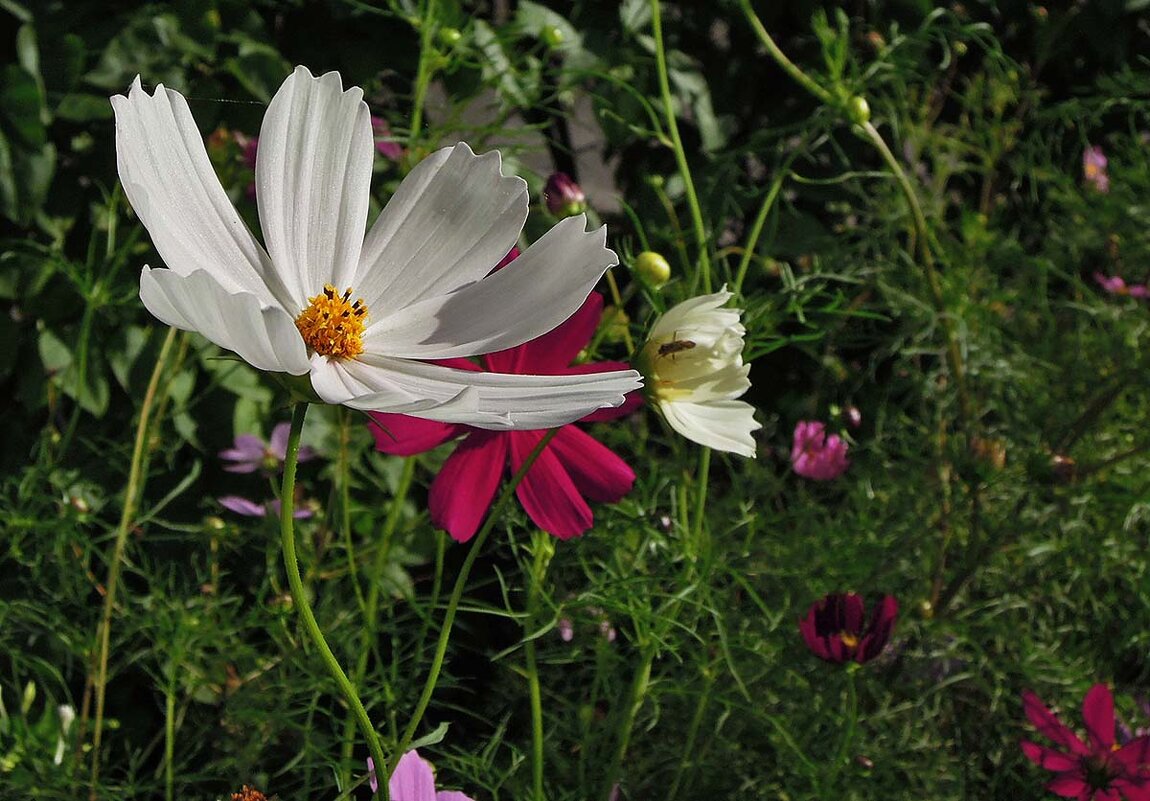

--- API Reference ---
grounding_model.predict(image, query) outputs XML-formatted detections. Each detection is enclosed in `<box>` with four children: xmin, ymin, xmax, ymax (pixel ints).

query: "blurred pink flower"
<box><xmin>368</xmin><ymin>750</ymin><xmax>474</xmax><ymax>800</ymax></box>
<box><xmin>371</xmin><ymin>116</ymin><xmax>403</xmax><ymax>161</ymax></box>
<box><xmin>218</xmin><ymin>495</ymin><xmax>312</xmax><ymax>519</ymax></box>
<box><xmin>219</xmin><ymin>422</ymin><xmax>315</xmax><ymax>474</ymax></box>
<box><xmin>371</xmin><ymin>290</ymin><xmax>640</xmax><ymax>541</ymax></box>
<box><xmin>1083</xmin><ymin>145</ymin><xmax>1110</xmax><ymax>193</ymax></box>
<box><xmin>1094</xmin><ymin>273</ymin><xmax>1150</xmax><ymax>298</ymax></box>
<box><xmin>791</xmin><ymin>421</ymin><xmax>850</xmax><ymax>481</ymax></box>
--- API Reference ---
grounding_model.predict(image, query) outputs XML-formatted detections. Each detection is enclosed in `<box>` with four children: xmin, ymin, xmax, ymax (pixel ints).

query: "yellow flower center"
<box><xmin>294</xmin><ymin>284</ymin><xmax>368</xmax><ymax>359</ymax></box>
<box><xmin>839</xmin><ymin>632</ymin><xmax>860</xmax><ymax>650</ymax></box>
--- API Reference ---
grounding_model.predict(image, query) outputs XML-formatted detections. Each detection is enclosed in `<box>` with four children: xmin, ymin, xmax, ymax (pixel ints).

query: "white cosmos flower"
<box><xmin>638</xmin><ymin>288</ymin><xmax>760</xmax><ymax>457</ymax></box>
<box><xmin>112</xmin><ymin>66</ymin><xmax>641</xmax><ymax>429</ymax></box>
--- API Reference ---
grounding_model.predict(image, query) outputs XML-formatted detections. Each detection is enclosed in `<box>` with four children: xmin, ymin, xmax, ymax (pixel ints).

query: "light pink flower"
<box><xmin>219</xmin><ymin>422</ymin><xmax>315</xmax><ymax>474</ymax></box>
<box><xmin>218</xmin><ymin>495</ymin><xmax>312</xmax><ymax>519</ymax></box>
<box><xmin>368</xmin><ymin>751</ymin><xmax>475</xmax><ymax>801</ymax></box>
<box><xmin>1094</xmin><ymin>272</ymin><xmax>1150</xmax><ymax>298</ymax></box>
<box><xmin>371</xmin><ymin>116</ymin><xmax>403</xmax><ymax>161</ymax></box>
<box><xmin>1083</xmin><ymin>145</ymin><xmax>1110</xmax><ymax>193</ymax></box>
<box><xmin>370</xmin><ymin>290</ymin><xmax>640</xmax><ymax>541</ymax></box>
<box><xmin>791</xmin><ymin>420</ymin><xmax>850</xmax><ymax>481</ymax></box>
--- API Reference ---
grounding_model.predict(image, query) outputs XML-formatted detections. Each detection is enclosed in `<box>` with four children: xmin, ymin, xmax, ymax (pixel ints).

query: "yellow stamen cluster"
<box><xmin>294</xmin><ymin>284</ymin><xmax>368</xmax><ymax>359</ymax></box>
<box><xmin>839</xmin><ymin>632</ymin><xmax>860</xmax><ymax>650</ymax></box>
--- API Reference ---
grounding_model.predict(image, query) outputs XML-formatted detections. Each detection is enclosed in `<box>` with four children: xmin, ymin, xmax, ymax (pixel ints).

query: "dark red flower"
<box><xmin>799</xmin><ymin>592</ymin><xmax>897</xmax><ymax>664</ymax></box>
<box><xmin>543</xmin><ymin>172</ymin><xmax>587</xmax><ymax>218</ymax></box>
<box><xmin>1022</xmin><ymin>684</ymin><xmax>1150</xmax><ymax>800</ymax></box>
<box><xmin>369</xmin><ymin>290</ymin><xmax>640</xmax><ymax>541</ymax></box>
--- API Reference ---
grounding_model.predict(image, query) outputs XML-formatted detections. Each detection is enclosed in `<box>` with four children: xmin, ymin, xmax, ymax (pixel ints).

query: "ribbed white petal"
<box><xmin>256</xmin><ymin>66</ymin><xmax>373</xmax><ymax>310</ymax></box>
<box><xmin>650</xmin><ymin>287</ymin><xmax>737</xmax><ymax>342</ymax></box>
<box><xmin>364</xmin><ymin>215</ymin><xmax>617</xmax><ymax>359</ymax></box>
<box><xmin>659</xmin><ymin>398</ymin><xmax>760</xmax><ymax>458</ymax></box>
<box><xmin>140</xmin><ymin>267</ymin><xmax>311</xmax><ymax>375</ymax></box>
<box><xmin>354</xmin><ymin>143</ymin><xmax>529</xmax><ymax>315</ymax></box>
<box><xmin>112</xmin><ymin>78</ymin><xmax>292</xmax><ymax>311</ymax></box>
<box><xmin>312</xmin><ymin>353</ymin><xmax>641</xmax><ymax>430</ymax></box>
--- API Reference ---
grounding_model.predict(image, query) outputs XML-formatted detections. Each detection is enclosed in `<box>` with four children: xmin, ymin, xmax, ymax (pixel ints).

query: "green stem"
<box><xmin>690</xmin><ymin>448</ymin><xmax>711</xmax><ymax>549</ymax></box>
<box><xmin>279</xmin><ymin>403</ymin><xmax>388</xmax><ymax>800</ymax></box>
<box><xmin>733</xmin><ymin>161</ymin><xmax>794</xmax><ymax>295</ymax></box>
<box><xmin>340</xmin><ymin>457</ymin><xmax>416</xmax><ymax>786</ymax></box>
<box><xmin>164</xmin><ymin>678</ymin><xmax>176</xmax><ymax>801</ymax></box>
<box><xmin>408</xmin><ymin>0</ymin><xmax>438</xmax><ymax>148</ymax></box>
<box><xmin>600</xmin><ymin>645</ymin><xmax>656</xmax><ymax>801</ymax></box>
<box><xmin>829</xmin><ymin>668</ymin><xmax>859</xmax><ymax>789</ymax></box>
<box><xmin>339</xmin><ymin>408</ymin><xmax>368</xmax><ymax>618</ymax></box>
<box><xmin>665</xmin><ymin>670</ymin><xmax>714</xmax><ymax>801</ymax></box>
<box><xmin>738</xmin><ymin>1</ymin><xmax>836</xmax><ymax>106</ymax></box>
<box><xmin>392</xmin><ymin>429</ymin><xmax>560</xmax><ymax>772</ymax></box>
<box><xmin>524</xmin><ymin>531</ymin><xmax>555</xmax><ymax>801</ymax></box>
<box><xmin>56</xmin><ymin>285</ymin><xmax>98</xmax><ymax>462</ymax></box>
<box><xmin>88</xmin><ymin>326</ymin><xmax>178</xmax><ymax>800</ymax></box>
<box><xmin>651</xmin><ymin>0</ymin><xmax>712</xmax><ymax>292</ymax></box>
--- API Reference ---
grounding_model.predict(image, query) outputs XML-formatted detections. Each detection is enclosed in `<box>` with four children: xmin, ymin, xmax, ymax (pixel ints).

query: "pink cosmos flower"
<box><xmin>1094</xmin><ymin>273</ymin><xmax>1150</xmax><ymax>299</ymax></box>
<box><xmin>370</xmin><ymin>290</ymin><xmax>639</xmax><ymax>541</ymax></box>
<box><xmin>219</xmin><ymin>422</ymin><xmax>315</xmax><ymax>474</ymax></box>
<box><xmin>791</xmin><ymin>420</ymin><xmax>850</xmax><ymax>481</ymax></box>
<box><xmin>367</xmin><ymin>751</ymin><xmax>475</xmax><ymax>801</ymax></box>
<box><xmin>1022</xmin><ymin>684</ymin><xmax>1150</xmax><ymax>800</ymax></box>
<box><xmin>370</xmin><ymin>116</ymin><xmax>404</xmax><ymax>161</ymax></box>
<box><xmin>1083</xmin><ymin>145</ymin><xmax>1110</xmax><ymax>193</ymax></box>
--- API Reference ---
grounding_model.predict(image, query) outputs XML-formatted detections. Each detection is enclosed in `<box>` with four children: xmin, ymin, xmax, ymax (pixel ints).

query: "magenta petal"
<box><xmin>574</xmin><ymin>361</ymin><xmax>644</xmax><ymax>422</ymax></box>
<box><xmin>430</xmin><ymin>432</ymin><xmax>507</xmax><ymax>542</ymax></box>
<box><xmin>510</xmin><ymin>430</ymin><xmax>593</xmax><ymax>539</ymax></box>
<box><xmin>1021</xmin><ymin>741</ymin><xmax>1079</xmax><ymax>772</ymax></box>
<box><xmin>549</xmin><ymin>425</ymin><xmax>635</xmax><ymax>503</ymax></box>
<box><xmin>1046</xmin><ymin>774</ymin><xmax>1091</xmax><ymax>798</ymax></box>
<box><xmin>370</xmin><ymin>413</ymin><xmax>461</xmax><ymax>456</ymax></box>
<box><xmin>1023</xmin><ymin>691</ymin><xmax>1091</xmax><ymax>755</ymax></box>
<box><xmin>390</xmin><ymin>750</ymin><xmax>437</xmax><ymax>801</ymax></box>
<box><xmin>1083</xmin><ymin>684</ymin><xmax>1116</xmax><ymax>752</ymax></box>
<box><xmin>1114</xmin><ymin>735</ymin><xmax>1150</xmax><ymax>770</ymax></box>
<box><xmin>518</xmin><ymin>292</ymin><xmax>604</xmax><ymax>373</ymax></box>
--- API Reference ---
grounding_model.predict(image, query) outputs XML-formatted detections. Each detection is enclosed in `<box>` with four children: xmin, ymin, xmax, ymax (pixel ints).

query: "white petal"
<box><xmin>315</xmin><ymin>354</ymin><xmax>641</xmax><ymax>429</ymax></box>
<box><xmin>650</xmin><ymin>287</ymin><xmax>737</xmax><ymax>342</ymax></box>
<box><xmin>353</xmin><ymin>143</ymin><xmax>529</xmax><ymax>314</ymax></box>
<box><xmin>659</xmin><ymin>398</ymin><xmax>761</xmax><ymax>458</ymax></box>
<box><xmin>112</xmin><ymin>78</ymin><xmax>292</xmax><ymax>311</ymax></box>
<box><xmin>364</xmin><ymin>215</ymin><xmax>617</xmax><ymax>359</ymax></box>
<box><xmin>256</xmin><ymin>66</ymin><xmax>374</xmax><ymax>310</ymax></box>
<box><xmin>140</xmin><ymin>267</ymin><xmax>310</xmax><ymax>375</ymax></box>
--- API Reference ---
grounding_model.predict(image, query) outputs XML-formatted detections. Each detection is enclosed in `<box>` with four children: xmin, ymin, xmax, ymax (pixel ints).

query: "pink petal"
<box><xmin>390</xmin><ymin>750</ymin><xmax>437</xmax><ymax>801</ymax></box>
<box><xmin>548</xmin><ymin>425</ymin><xmax>635</xmax><ymax>503</ymax></box>
<box><xmin>370</xmin><ymin>413</ymin><xmax>461</xmax><ymax>456</ymax></box>
<box><xmin>1023</xmin><ymin>691</ymin><xmax>1090</xmax><ymax>755</ymax></box>
<box><xmin>1021</xmin><ymin>740</ymin><xmax>1079</xmax><ymax>772</ymax></box>
<box><xmin>510</xmin><ymin>430</ymin><xmax>593</xmax><ymax>539</ymax></box>
<box><xmin>430</xmin><ymin>432</ymin><xmax>507</xmax><ymax>542</ymax></box>
<box><xmin>218</xmin><ymin>495</ymin><xmax>266</xmax><ymax>517</ymax></box>
<box><xmin>1083</xmin><ymin>684</ymin><xmax>1116</xmax><ymax>752</ymax></box>
<box><xmin>1046</xmin><ymin>774</ymin><xmax>1090</xmax><ymax>798</ymax></box>
<box><xmin>1114</xmin><ymin>735</ymin><xmax>1150</xmax><ymax>770</ymax></box>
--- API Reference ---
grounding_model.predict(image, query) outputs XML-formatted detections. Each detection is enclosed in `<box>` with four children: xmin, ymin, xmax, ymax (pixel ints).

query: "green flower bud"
<box><xmin>438</xmin><ymin>27</ymin><xmax>462</xmax><ymax>48</ymax></box>
<box><xmin>635</xmin><ymin>251</ymin><xmax>671</xmax><ymax>288</ymax></box>
<box><xmin>847</xmin><ymin>96</ymin><xmax>870</xmax><ymax>126</ymax></box>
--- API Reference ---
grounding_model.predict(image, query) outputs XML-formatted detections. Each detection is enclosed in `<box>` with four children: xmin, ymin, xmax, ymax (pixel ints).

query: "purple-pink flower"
<box><xmin>370</xmin><ymin>290</ymin><xmax>640</xmax><ymax>541</ymax></box>
<box><xmin>1094</xmin><ymin>273</ymin><xmax>1150</xmax><ymax>299</ymax></box>
<box><xmin>791</xmin><ymin>421</ymin><xmax>850</xmax><ymax>481</ymax></box>
<box><xmin>799</xmin><ymin>592</ymin><xmax>897</xmax><ymax>665</ymax></box>
<box><xmin>367</xmin><ymin>751</ymin><xmax>475</xmax><ymax>801</ymax></box>
<box><xmin>219</xmin><ymin>422</ymin><xmax>315</xmax><ymax>474</ymax></box>
<box><xmin>1083</xmin><ymin>145</ymin><xmax>1110</xmax><ymax>193</ymax></box>
<box><xmin>371</xmin><ymin>116</ymin><xmax>404</xmax><ymax>161</ymax></box>
<box><xmin>218</xmin><ymin>496</ymin><xmax>312</xmax><ymax>519</ymax></box>
<box><xmin>1022</xmin><ymin>684</ymin><xmax>1150</xmax><ymax>800</ymax></box>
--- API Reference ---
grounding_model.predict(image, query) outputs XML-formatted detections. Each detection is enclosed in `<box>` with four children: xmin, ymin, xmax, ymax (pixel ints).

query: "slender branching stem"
<box><xmin>408</xmin><ymin>0</ymin><xmax>438</xmax><ymax>148</ymax></box>
<box><xmin>524</xmin><ymin>531</ymin><xmax>555</xmax><ymax>801</ymax></box>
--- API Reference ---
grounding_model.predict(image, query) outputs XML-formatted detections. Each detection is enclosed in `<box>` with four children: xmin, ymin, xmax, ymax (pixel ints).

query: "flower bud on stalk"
<box><xmin>635</xmin><ymin>250</ymin><xmax>671</xmax><ymax>288</ymax></box>
<box><xmin>543</xmin><ymin>172</ymin><xmax>587</xmax><ymax>218</ymax></box>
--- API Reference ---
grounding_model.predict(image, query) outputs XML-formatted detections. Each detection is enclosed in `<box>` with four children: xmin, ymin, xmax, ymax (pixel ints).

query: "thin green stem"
<box><xmin>408</xmin><ymin>0</ymin><xmax>438</xmax><ymax>148</ymax></box>
<box><xmin>279</xmin><ymin>403</ymin><xmax>388</xmax><ymax>800</ymax></box>
<box><xmin>665</xmin><ymin>670</ymin><xmax>715</xmax><ymax>801</ymax></box>
<box><xmin>738</xmin><ymin>1</ymin><xmax>835</xmax><ymax>106</ymax></box>
<box><xmin>392</xmin><ymin>429</ymin><xmax>560</xmax><ymax>772</ymax></box>
<box><xmin>164</xmin><ymin>679</ymin><xmax>176</xmax><ymax>801</ymax></box>
<box><xmin>56</xmin><ymin>285</ymin><xmax>98</xmax><ymax>462</ymax></box>
<box><xmin>340</xmin><ymin>456</ymin><xmax>416</xmax><ymax>785</ymax></box>
<box><xmin>651</xmin><ymin>0</ymin><xmax>712</xmax><ymax>292</ymax></box>
<box><xmin>339</xmin><ymin>408</ymin><xmax>369</xmax><ymax>617</ymax></box>
<box><xmin>599</xmin><ymin>645</ymin><xmax>656</xmax><ymax>801</ymax></box>
<box><xmin>829</xmin><ymin>668</ymin><xmax>859</xmax><ymax>789</ymax></box>
<box><xmin>524</xmin><ymin>531</ymin><xmax>555</xmax><ymax>801</ymax></box>
<box><xmin>88</xmin><ymin>326</ymin><xmax>178</xmax><ymax>800</ymax></box>
<box><xmin>690</xmin><ymin>448</ymin><xmax>711</xmax><ymax>548</ymax></box>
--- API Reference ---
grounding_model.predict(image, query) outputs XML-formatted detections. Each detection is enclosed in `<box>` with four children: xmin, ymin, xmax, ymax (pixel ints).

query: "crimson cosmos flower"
<box><xmin>370</xmin><ymin>290</ymin><xmax>640</xmax><ymax>541</ymax></box>
<box><xmin>1022</xmin><ymin>684</ymin><xmax>1150</xmax><ymax>801</ymax></box>
<box><xmin>799</xmin><ymin>592</ymin><xmax>898</xmax><ymax>664</ymax></box>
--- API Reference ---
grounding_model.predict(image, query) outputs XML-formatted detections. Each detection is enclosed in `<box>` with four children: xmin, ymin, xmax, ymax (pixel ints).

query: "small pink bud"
<box><xmin>543</xmin><ymin>172</ymin><xmax>587</xmax><ymax>218</ymax></box>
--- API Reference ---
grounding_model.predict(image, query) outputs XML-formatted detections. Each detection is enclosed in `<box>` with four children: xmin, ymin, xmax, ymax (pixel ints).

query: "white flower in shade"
<box><xmin>639</xmin><ymin>288</ymin><xmax>760</xmax><ymax>457</ymax></box>
<box><xmin>112</xmin><ymin>66</ymin><xmax>640</xmax><ymax>429</ymax></box>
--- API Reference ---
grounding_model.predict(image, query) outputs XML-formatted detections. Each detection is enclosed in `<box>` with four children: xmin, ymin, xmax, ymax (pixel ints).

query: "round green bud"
<box><xmin>847</xmin><ymin>95</ymin><xmax>870</xmax><ymax>126</ymax></box>
<box><xmin>635</xmin><ymin>251</ymin><xmax>672</xmax><ymax>287</ymax></box>
<box><xmin>540</xmin><ymin>25</ymin><xmax>565</xmax><ymax>48</ymax></box>
<box><xmin>438</xmin><ymin>27</ymin><xmax>462</xmax><ymax>48</ymax></box>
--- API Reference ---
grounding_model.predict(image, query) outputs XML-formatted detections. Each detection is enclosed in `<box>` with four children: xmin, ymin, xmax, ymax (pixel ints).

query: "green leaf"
<box><xmin>472</xmin><ymin>20</ymin><xmax>529</xmax><ymax>107</ymax></box>
<box><xmin>0</xmin><ymin>65</ymin><xmax>46</xmax><ymax>148</ymax></box>
<box><xmin>55</xmin><ymin>94</ymin><xmax>114</xmax><ymax>122</ymax></box>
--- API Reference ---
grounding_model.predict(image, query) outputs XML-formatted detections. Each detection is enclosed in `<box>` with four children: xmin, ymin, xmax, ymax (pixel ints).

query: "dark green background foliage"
<box><xmin>2</xmin><ymin>0</ymin><xmax>1150</xmax><ymax>799</ymax></box>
